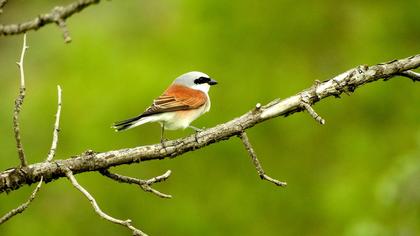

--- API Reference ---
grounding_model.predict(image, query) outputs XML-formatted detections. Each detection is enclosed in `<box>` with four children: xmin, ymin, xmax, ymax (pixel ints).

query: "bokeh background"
<box><xmin>1</xmin><ymin>0</ymin><xmax>419</xmax><ymax>235</ymax></box>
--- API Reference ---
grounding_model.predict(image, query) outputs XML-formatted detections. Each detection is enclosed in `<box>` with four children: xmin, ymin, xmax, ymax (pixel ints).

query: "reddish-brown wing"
<box><xmin>140</xmin><ymin>84</ymin><xmax>207</xmax><ymax>117</ymax></box>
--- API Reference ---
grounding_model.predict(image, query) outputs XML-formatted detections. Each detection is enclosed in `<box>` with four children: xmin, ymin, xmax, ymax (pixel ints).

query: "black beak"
<box><xmin>208</xmin><ymin>79</ymin><xmax>218</xmax><ymax>85</ymax></box>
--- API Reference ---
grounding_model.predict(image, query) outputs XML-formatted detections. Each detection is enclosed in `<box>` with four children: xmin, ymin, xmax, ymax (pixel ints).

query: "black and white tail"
<box><xmin>113</xmin><ymin>115</ymin><xmax>154</xmax><ymax>131</ymax></box>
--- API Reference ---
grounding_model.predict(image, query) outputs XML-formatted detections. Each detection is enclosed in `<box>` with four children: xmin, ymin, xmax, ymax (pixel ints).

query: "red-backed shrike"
<box><xmin>113</xmin><ymin>71</ymin><xmax>217</xmax><ymax>142</ymax></box>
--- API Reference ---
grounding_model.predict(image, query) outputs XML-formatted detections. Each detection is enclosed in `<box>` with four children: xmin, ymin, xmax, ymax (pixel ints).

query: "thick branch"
<box><xmin>13</xmin><ymin>34</ymin><xmax>28</xmax><ymax>167</ymax></box>
<box><xmin>1</xmin><ymin>54</ymin><xmax>419</xmax><ymax>194</ymax></box>
<box><xmin>65</xmin><ymin>168</ymin><xmax>147</xmax><ymax>236</ymax></box>
<box><xmin>0</xmin><ymin>0</ymin><xmax>100</xmax><ymax>43</ymax></box>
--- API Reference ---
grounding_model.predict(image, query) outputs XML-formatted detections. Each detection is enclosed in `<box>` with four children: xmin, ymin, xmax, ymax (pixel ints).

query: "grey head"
<box><xmin>173</xmin><ymin>71</ymin><xmax>217</xmax><ymax>93</ymax></box>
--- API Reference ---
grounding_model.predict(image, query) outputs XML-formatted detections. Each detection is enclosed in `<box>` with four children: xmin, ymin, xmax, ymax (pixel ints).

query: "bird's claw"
<box><xmin>160</xmin><ymin>138</ymin><xmax>169</xmax><ymax>148</ymax></box>
<box><xmin>189</xmin><ymin>126</ymin><xmax>204</xmax><ymax>132</ymax></box>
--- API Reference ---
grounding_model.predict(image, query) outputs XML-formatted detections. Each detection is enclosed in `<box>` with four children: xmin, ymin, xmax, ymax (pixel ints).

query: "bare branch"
<box><xmin>397</xmin><ymin>70</ymin><xmax>420</xmax><ymax>82</ymax></box>
<box><xmin>64</xmin><ymin>168</ymin><xmax>147</xmax><ymax>236</ymax></box>
<box><xmin>46</xmin><ymin>86</ymin><xmax>62</xmax><ymax>162</ymax></box>
<box><xmin>13</xmin><ymin>34</ymin><xmax>29</xmax><ymax>167</ymax></box>
<box><xmin>0</xmin><ymin>0</ymin><xmax>100</xmax><ymax>43</ymax></box>
<box><xmin>300</xmin><ymin>101</ymin><xmax>326</xmax><ymax>125</ymax></box>
<box><xmin>100</xmin><ymin>169</ymin><xmax>172</xmax><ymax>199</ymax></box>
<box><xmin>299</xmin><ymin>81</ymin><xmax>326</xmax><ymax>125</ymax></box>
<box><xmin>239</xmin><ymin>132</ymin><xmax>287</xmax><ymax>186</ymax></box>
<box><xmin>0</xmin><ymin>34</ymin><xmax>66</xmax><ymax>224</ymax></box>
<box><xmin>0</xmin><ymin>177</ymin><xmax>43</xmax><ymax>225</ymax></box>
<box><xmin>1</xmin><ymin>54</ymin><xmax>420</xmax><ymax>194</ymax></box>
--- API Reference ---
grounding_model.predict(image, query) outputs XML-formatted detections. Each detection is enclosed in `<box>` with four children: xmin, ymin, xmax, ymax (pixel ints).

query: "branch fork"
<box><xmin>300</xmin><ymin>91</ymin><xmax>326</xmax><ymax>125</ymax></box>
<box><xmin>1</xmin><ymin>35</ymin><xmax>63</xmax><ymax>225</ymax></box>
<box><xmin>0</xmin><ymin>0</ymin><xmax>100</xmax><ymax>43</ymax></box>
<box><xmin>100</xmin><ymin>169</ymin><xmax>172</xmax><ymax>199</ymax></box>
<box><xmin>395</xmin><ymin>70</ymin><xmax>420</xmax><ymax>82</ymax></box>
<box><xmin>65</xmin><ymin>168</ymin><xmax>148</xmax><ymax>236</ymax></box>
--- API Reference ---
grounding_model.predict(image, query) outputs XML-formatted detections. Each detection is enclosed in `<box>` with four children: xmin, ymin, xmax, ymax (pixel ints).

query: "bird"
<box><xmin>113</xmin><ymin>71</ymin><xmax>217</xmax><ymax>143</ymax></box>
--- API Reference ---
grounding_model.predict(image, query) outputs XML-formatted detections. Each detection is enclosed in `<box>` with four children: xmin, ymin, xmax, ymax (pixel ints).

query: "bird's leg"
<box><xmin>160</xmin><ymin>124</ymin><xmax>167</xmax><ymax>146</ymax></box>
<box><xmin>189</xmin><ymin>126</ymin><xmax>203</xmax><ymax>143</ymax></box>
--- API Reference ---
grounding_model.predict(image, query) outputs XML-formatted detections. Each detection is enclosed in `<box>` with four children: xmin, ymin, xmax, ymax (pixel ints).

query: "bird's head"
<box><xmin>173</xmin><ymin>71</ymin><xmax>217</xmax><ymax>93</ymax></box>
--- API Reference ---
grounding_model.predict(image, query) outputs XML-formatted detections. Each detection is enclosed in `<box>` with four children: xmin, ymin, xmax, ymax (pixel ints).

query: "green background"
<box><xmin>1</xmin><ymin>0</ymin><xmax>419</xmax><ymax>235</ymax></box>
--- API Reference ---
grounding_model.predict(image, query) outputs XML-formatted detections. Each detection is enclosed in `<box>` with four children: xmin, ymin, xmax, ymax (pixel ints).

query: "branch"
<box><xmin>239</xmin><ymin>132</ymin><xmax>286</xmax><ymax>186</ymax></box>
<box><xmin>0</xmin><ymin>0</ymin><xmax>100</xmax><ymax>43</ymax></box>
<box><xmin>397</xmin><ymin>70</ymin><xmax>420</xmax><ymax>82</ymax></box>
<box><xmin>100</xmin><ymin>169</ymin><xmax>172</xmax><ymax>198</ymax></box>
<box><xmin>46</xmin><ymin>86</ymin><xmax>62</xmax><ymax>162</ymax></box>
<box><xmin>0</xmin><ymin>177</ymin><xmax>43</xmax><ymax>224</ymax></box>
<box><xmin>0</xmin><ymin>34</ymin><xmax>64</xmax><ymax>224</ymax></box>
<box><xmin>13</xmin><ymin>34</ymin><xmax>29</xmax><ymax>167</ymax></box>
<box><xmin>65</xmin><ymin>168</ymin><xmax>147</xmax><ymax>236</ymax></box>
<box><xmin>1</xmin><ymin>54</ymin><xmax>419</xmax><ymax>194</ymax></box>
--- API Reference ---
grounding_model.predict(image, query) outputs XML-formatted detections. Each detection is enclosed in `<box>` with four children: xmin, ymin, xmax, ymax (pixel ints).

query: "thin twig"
<box><xmin>0</xmin><ymin>177</ymin><xmax>43</xmax><ymax>225</ymax></box>
<box><xmin>239</xmin><ymin>132</ymin><xmax>287</xmax><ymax>187</ymax></box>
<box><xmin>0</xmin><ymin>0</ymin><xmax>100</xmax><ymax>43</ymax></box>
<box><xmin>64</xmin><ymin>168</ymin><xmax>148</xmax><ymax>236</ymax></box>
<box><xmin>13</xmin><ymin>34</ymin><xmax>29</xmax><ymax>167</ymax></box>
<box><xmin>300</xmin><ymin>101</ymin><xmax>326</xmax><ymax>125</ymax></box>
<box><xmin>46</xmin><ymin>85</ymin><xmax>62</xmax><ymax>162</ymax></box>
<box><xmin>100</xmin><ymin>169</ymin><xmax>172</xmax><ymax>198</ymax></box>
<box><xmin>0</xmin><ymin>37</ymin><xmax>65</xmax><ymax>226</ymax></box>
<box><xmin>397</xmin><ymin>70</ymin><xmax>420</xmax><ymax>82</ymax></box>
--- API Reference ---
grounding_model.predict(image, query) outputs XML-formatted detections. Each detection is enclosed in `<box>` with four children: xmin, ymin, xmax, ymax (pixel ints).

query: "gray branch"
<box><xmin>13</xmin><ymin>34</ymin><xmax>29</xmax><ymax>167</ymax></box>
<box><xmin>0</xmin><ymin>177</ymin><xmax>43</xmax><ymax>224</ymax></box>
<box><xmin>0</xmin><ymin>35</ymin><xmax>64</xmax><ymax>225</ymax></box>
<box><xmin>0</xmin><ymin>54</ymin><xmax>419</xmax><ymax>194</ymax></box>
<box><xmin>100</xmin><ymin>169</ymin><xmax>172</xmax><ymax>198</ymax></box>
<box><xmin>397</xmin><ymin>70</ymin><xmax>420</xmax><ymax>82</ymax></box>
<box><xmin>0</xmin><ymin>0</ymin><xmax>100</xmax><ymax>43</ymax></box>
<box><xmin>46</xmin><ymin>86</ymin><xmax>62</xmax><ymax>162</ymax></box>
<box><xmin>239</xmin><ymin>132</ymin><xmax>287</xmax><ymax>186</ymax></box>
<box><xmin>65</xmin><ymin>168</ymin><xmax>147</xmax><ymax>236</ymax></box>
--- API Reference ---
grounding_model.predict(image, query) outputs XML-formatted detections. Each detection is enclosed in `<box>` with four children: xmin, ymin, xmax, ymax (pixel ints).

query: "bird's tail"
<box><xmin>113</xmin><ymin>115</ymin><xmax>154</xmax><ymax>132</ymax></box>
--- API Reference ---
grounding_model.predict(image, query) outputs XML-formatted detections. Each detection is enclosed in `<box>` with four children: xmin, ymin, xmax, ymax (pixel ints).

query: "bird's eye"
<box><xmin>194</xmin><ymin>76</ymin><xmax>210</xmax><ymax>84</ymax></box>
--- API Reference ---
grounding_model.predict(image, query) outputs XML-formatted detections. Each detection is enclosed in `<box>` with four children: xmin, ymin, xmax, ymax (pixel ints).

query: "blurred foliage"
<box><xmin>0</xmin><ymin>0</ymin><xmax>419</xmax><ymax>235</ymax></box>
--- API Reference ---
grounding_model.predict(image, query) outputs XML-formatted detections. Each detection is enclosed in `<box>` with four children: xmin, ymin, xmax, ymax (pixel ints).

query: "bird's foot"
<box><xmin>189</xmin><ymin>125</ymin><xmax>204</xmax><ymax>132</ymax></box>
<box><xmin>189</xmin><ymin>126</ymin><xmax>205</xmax><ymax>143</ymax></box>
<box><xmin>160</xmin><ymin>138</ymin><xmax>169</xmax><ymax>148</ymax></box>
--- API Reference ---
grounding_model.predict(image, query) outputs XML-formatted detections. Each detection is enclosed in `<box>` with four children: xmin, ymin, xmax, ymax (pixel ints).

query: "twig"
<box><xmin>46</xmin><ymin>85</ymin><xmax>62</xmax><ymax>162</ymax></box>
<box><xmin>0</xmin><ymin>0</ymin><xmax>7</xmax><ymax>14</ymax></box>
<box><xmin>0</xmin><ymin>36</ymin><xmax>65</xmax><ymax>225</ymax></box>
<box><xmin>1</xmin><ymin>54</ymin><xmax>420</xmax><ymax>193</ymax></box>
<box><xmin>397</xmin><ymin>70</ymin><xmax>420</xmax><ymax>82</ymax></box>
<box><xmin>0</xmin><ymin>0</ymin><xmax>100</xmax><ymax>43</ymax></box>
<box><xmin>0</xmin><ymin>177</ymin><xmax>43</xmax><ymax>225</ymax></box>
<box><xmin>100</xmin><ymin>169</ymin><xmax>172</xmax><ymax>198</ymax></box>
<box><xmin>300</xmin><ymin>101</ymin><xmax>326</xmax><ymax>125</ymax></box>
<box><xmin>13</xmin><ymin>34</ymin><xmax>29</xmax><ymax>167</ymax></box>
<box><xmin>64</xmin><ymin>168</ymin><xmax>148</xmax><ymax>236</ymax></box>
<box><xmin>239</xmin><ymin>132</ymin><xmax>287</xmax><ymax>187</ymax></box>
